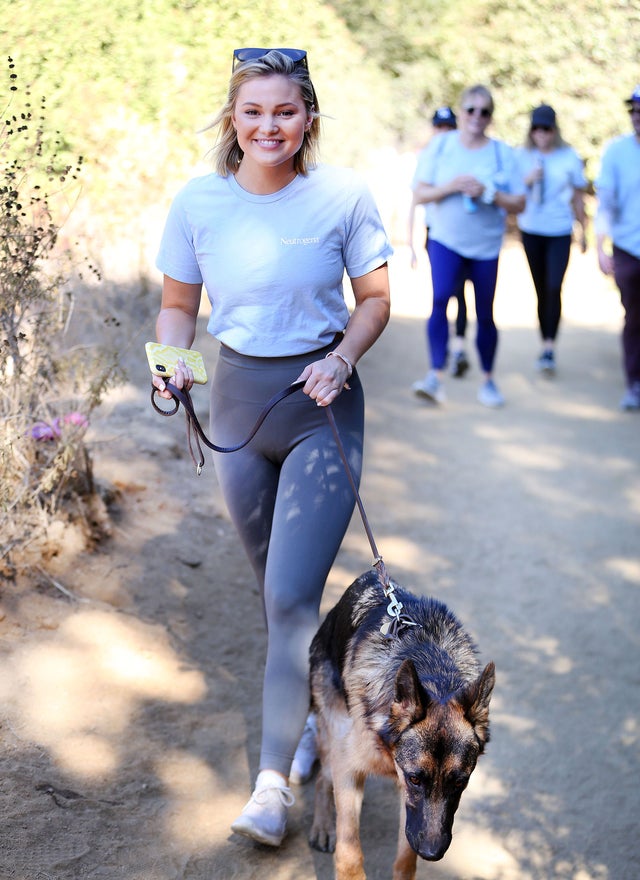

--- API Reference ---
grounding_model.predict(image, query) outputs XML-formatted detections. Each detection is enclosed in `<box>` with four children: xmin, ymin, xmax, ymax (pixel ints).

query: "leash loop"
<box><xmin>151</xmin><ymin>379</ymin><xmax>306</xmax><ymax>472</ymax></box>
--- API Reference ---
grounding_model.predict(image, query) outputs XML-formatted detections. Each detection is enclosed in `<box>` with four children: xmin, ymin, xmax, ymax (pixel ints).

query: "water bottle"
<box><xmin>531</xmin><ymin>157</ymin><xmax>544</xmax><ymax>204</ymax></box>
<box><xmin>462</xmin><ymin>194</ymin><xmax>477</xmax><ymax>213</ymax></box>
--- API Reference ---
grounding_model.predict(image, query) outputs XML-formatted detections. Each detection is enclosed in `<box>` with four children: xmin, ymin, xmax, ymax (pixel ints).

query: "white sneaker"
<box><xmin>412</xmin><ymin>370</ymin><xmax>446</xmax><ymax>403</ymax></box>
<box><xmin>477</xmin><ymin>379</ymin><xmax>505</xmax><ymax>408</ymax></box>
<box><xmin>289</xmin><ymin>714</ymin><xmax>318</xmax><ymax>785</ymax></box>
<box><xmin>619</xmin><ymin>382</ymin><xmax>640</xmax><ymax>411</ymax></box>
<box><xmin>231</xmin><ymin>774</ymin><xmax>295</xmax><ymax>847</ymax></box>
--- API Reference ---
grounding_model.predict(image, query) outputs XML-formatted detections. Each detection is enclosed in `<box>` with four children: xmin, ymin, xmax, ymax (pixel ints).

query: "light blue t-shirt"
<box><xmin>412</xmin><ymin>130</ymin><xmax>524</xmax><ymax>259</ymax></box>
<box><xmin>412</xmin><ymin>136</ymin><xmax>446</xmax><ymax>229</ymax></box>
<box><xmin>156</xmin><ymin>165</ymin><xmax>393</xmax><ymax>357</ymax></box>
<box><xmin>595</xmin><ymin>134</ymin><xmax>640</xmax><ymax>260</ymax></box>
<box><xmin>516</xmin><ymin>145</ymin><xmax>587</xmax><ymax>236</ymax></box>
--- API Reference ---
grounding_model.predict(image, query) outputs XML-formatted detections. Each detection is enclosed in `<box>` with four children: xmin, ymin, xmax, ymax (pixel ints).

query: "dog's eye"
<box><xmin>407</xmin><ymin>774</ymin><xmax>422</xmax><ymax>788</ymax></box>
<box><xmin>449</xmin><ymin>773</ymin><xmax>470</xmax><ymax>791</ymax></box>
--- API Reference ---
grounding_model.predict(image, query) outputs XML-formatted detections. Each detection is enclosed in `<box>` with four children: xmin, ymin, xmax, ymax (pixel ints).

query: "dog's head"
<box><xmin>384</xmin><ymin>658</ymin><xmax>495</xmax><ymax>861</ymax></box>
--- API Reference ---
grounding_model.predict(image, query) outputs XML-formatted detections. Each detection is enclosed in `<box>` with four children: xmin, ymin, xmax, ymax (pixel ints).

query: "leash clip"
<box><xmin>380</xmin><ymin>578</ymin><xmax>419</xmax><ymax>640</ymax></box>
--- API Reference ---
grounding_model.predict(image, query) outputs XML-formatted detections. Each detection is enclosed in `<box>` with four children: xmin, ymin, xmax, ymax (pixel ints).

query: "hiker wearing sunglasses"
<box><xmin>411</xmin><ymin>84</ymin><xmax>525</xmax><ymax>408</ymax></box>
<box><xmin>515</xmin><ymin>105</ymin><xmax>588</xmax><ymax>375</ymax></box>
<box><xmin>153</xmin><ymin>48</ymin><xmax>392</xmax><ymax>846</ymax></box>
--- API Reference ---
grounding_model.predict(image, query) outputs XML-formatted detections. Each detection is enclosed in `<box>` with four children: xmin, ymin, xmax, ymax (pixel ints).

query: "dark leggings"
<box><xmin>210</xmin><ymin>343</ymin><xmax>364</xmax><ymax>777</ymax></box>
<box><xmin>427</xmin><ymin>238</ymin><xmax>499</xmax><ymax>373</ymax></box>
<box><xmin>521</xmin><ymin>231</ymin><xmax>572</xmax><ymax>342</ymax></box>
<box><xmin>613</xmin><ymin>245</ymin><xmax>640</xmax><ymax>385</ymax></box>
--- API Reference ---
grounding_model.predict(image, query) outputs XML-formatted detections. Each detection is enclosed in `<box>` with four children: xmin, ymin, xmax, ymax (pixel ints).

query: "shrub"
<box><xmin>0</xmin><ymin>57</ymin><xmax>124</xmax><ymax>577</ymax></box>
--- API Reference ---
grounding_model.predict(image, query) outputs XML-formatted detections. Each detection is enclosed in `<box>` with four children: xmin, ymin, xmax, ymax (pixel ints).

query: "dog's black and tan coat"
<box><xmin>309</xmin><ymin>568</ymin><xmax>495</xmax><ymax>880</ymax></box>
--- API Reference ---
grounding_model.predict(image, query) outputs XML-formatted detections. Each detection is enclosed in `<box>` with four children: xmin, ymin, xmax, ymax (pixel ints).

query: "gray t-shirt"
<box><xmin>156</xmin><ymin>165</ymin><xmax>393</xmax><ymax>356</ymax></box>
<box><xmin>412</xmin><ymin>130</ymin><xmax>524</xmax><ymax>259</ymax></box>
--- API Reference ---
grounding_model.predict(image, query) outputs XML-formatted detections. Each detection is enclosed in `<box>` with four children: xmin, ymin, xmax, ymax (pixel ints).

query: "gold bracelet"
<box><xmin>326</xmin><ymin>350</ymin><xmax>353</xmax><ymax>377</ymax></box>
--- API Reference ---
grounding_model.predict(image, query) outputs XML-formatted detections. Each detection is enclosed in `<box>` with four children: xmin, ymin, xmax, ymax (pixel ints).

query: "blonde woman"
<box><xmin>153</xmin><ymin>48</ymin><xmax>392</xmax><ymax>846</ymax></box>
<box><xmin>412</xmin><ymin>85</ymin><xmax>525</xmax><ymax>407</ymax></box>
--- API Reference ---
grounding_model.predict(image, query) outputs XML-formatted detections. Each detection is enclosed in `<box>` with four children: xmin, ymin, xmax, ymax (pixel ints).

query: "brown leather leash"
<box><xmin>151</xmin><ymin>379</ymin><xmax>417</xmax><ymax>638</ymax></box>
<box><xmin>151</xmin><ymin>379</ymin><xmax>306</xmax><ymax>473</ymax></box>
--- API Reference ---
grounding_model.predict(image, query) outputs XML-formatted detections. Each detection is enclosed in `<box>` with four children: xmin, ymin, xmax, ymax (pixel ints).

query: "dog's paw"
<box><xmin>309</xmin><ymin>820</ymin><xmax>336</xmax><ymax>853</ymax></box>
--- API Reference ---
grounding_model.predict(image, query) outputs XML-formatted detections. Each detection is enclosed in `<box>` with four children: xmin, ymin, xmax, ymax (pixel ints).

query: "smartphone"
<box><xmin>145</xmin><ymin>342</ymin><xmax>208</xmax><ymax>385</ymax></box>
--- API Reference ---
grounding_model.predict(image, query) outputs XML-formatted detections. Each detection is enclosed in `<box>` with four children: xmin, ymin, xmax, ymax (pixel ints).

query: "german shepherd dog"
<box><xmin>309</xmin><ymin>568</ymin><xmax>495</xmax><ymax>880</ymax></box>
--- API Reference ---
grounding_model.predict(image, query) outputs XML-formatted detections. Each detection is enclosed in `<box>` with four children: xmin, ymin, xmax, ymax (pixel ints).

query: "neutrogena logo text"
<box><xmin>280</xmin><ymin>236</ymin><xmax>320</xmax><ymax>246</ymax></box>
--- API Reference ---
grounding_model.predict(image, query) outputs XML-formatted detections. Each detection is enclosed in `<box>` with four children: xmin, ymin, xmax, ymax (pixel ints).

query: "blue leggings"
<box><xmin>210</xmin><ymin>343</ymin><xmax>363</xmax><ymax>777</ymax></box>
<box><xmin>427</xmin><ymin>238</ymin><xmax>499</xmax><ymax>373</ymax></box>
<box><xmin>425</xmin><ymin>228</ymin><xmax>467</xmax><ymax>338</ymax></box>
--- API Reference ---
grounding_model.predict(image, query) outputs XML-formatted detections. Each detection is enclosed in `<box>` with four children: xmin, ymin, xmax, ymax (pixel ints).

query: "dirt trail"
<box><xmin>0</xmin><ymin>242</ymin><xmax>638</xmax><ymax>880</ymax></box>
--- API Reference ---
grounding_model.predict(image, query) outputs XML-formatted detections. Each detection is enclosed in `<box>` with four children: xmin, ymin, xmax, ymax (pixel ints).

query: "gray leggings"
<box><xmin>210</xmin><ymin>342</ymin><xmax>364</xmax><ymax>776</ymax></box>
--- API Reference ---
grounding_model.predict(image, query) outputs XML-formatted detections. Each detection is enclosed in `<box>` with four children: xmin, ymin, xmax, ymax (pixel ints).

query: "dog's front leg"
<box><xmin>392</xmin><ymin>789</ymin><xmax>418</xmax><ymax>880</ymax></box>
<box><xmin>310</xmin><ymin>762</ymin><xmax>336</xmax><ymax>853</ymax></box>
<box><xmin>333</xmin><ymin>768</ymin><xmax>367</xmax><ymax>880</ymax></box>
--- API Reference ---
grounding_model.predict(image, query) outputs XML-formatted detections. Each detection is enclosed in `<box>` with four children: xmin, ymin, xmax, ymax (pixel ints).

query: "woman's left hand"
<box><xmin>152</xmin><ymin>357</ymin><xmax>195</xmax><ymax>399</ymax></box>
<box><xmin>296</xmin><ymin>357</ymin><xmax>351</xmax><ymax>407</ymax></box>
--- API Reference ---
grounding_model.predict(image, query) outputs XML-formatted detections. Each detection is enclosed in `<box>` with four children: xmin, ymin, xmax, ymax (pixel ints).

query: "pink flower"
<box><xmin>27</xmin><ymin>412</ymin><xmax>88</xmax><ymax>441</ymax></box>
<box><xmin>63</xmin><ymin>412</ymin><xmax>89</xmax><ymax>429</ymax></box>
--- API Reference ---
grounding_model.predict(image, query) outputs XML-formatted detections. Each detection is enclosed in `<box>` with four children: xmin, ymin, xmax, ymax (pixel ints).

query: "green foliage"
<box><xmin>4</xmin><ymin>0</ymin><xmax>396</xmax><ymax>260</ymax></box>
<box><xmin>0</xmin><ymin>57</ymin><xmax>124</xmax><ymax>569</ymax></box>
<box><xmin>328</xmin><ymin>0</ymin><xmax>640</xmax><ymax>174</ymax></box>
<box><xmin>4</xmin><ymin>0</ymin><xmax>639</xmax><ymax>180</ymax></box>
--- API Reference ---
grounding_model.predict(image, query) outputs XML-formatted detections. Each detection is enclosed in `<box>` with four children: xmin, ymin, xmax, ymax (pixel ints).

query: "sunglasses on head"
<box><xmin>232</xmin><ymin>47</ymin><xmax>308</xmax><ymax>72</ymax></box>
<box><xmin>464</xmin><ymin>105</ymin><xmax>492</xmax><ymax>118</ymax></box>
<box><xmin>532</xmin><ymin>125</ymin><xmax>553</xmax><ymax>132</ymax></box>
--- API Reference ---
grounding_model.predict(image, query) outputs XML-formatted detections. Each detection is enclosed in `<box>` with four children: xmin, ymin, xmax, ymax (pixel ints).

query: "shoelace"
<box><xmin>252</xmin><ymin>786</ymin><xmax>295</xmax><ymax>807</ymax></box>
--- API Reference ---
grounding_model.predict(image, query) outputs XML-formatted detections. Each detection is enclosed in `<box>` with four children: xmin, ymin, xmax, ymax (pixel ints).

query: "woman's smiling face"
<box><xmin>232</xmin><ymin>74</ymin><xmax>313</xmax><ymax>173</ymax></box>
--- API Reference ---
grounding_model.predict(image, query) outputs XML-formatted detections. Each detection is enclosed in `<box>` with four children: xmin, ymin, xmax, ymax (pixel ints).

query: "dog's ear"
<box><xmin>456</xmin><ymin>661</ymin><xmax>495</xmax><ymax>745</ymax></box>
<box><xmin>389</xmin><ymin>658</ymin><xmax>430</xmax><ymax>734</ymax></box>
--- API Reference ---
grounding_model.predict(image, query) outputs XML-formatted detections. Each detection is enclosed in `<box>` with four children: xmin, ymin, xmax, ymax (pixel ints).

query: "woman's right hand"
<box><xmin>453</xmin><ymin>174</ymin><xmax>484</xmax><ymax>198</ymax></box>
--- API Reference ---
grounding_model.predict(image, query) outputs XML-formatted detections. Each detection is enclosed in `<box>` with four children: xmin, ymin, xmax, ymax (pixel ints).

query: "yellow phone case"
<box><xmin>145</xmin><ymin>342</ymin><xmax>208</xmax><ymax>385</ymax></box>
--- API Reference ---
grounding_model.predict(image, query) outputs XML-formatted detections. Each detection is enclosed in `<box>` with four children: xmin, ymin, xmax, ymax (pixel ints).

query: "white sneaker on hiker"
<box><xmin>231</xmin><ymin>770</ymin><xmax>295</xmax><ymax>847</ymax></box>
<box><xmin>289</xmin><ymin>713</ymin><xmax>319</xmax><ymax>785</ymax></box>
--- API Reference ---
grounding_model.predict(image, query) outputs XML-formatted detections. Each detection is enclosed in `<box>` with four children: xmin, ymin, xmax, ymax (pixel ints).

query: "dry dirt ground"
<box><xmin>0</xmin><ymin>242</ymin><xmax>638</xmax><ymax>880</ymax></box>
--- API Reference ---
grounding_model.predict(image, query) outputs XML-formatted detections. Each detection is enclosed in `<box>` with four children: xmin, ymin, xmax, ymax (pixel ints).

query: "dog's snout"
<box><xmin>406</xmin><ymin>813</ymin><xmax>452</xmax><ymax>862</ymax></box>
<box><xmin>411</xmin><ymin>830</ymin><xmax>452</xmax><ymax>862</ymax></box>
<box><xmin>419</xmin><ymin>839</ymin><xmax>450</xmax><ymax>861</ymax></box>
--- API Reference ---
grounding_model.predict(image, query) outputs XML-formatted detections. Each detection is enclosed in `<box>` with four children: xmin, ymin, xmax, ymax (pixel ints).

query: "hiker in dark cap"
<box><xmin>409</xmin><ymin>105</ymin><xmax>470</xmax><ymax>380</ymax></box>
<box><xmin>596</xmin><ymin>85</ymin><xmax>640</xmax><ymax>410</ymax></box>
<box><xmin>515</xmin><ymin>104</ymin><xmax>588</xmax><ymax>375</ymax></box>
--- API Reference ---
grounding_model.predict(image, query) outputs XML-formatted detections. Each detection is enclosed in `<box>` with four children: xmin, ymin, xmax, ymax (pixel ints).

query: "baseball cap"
<box><xmin>624</xmin><ymin>85</ymin><xmax>640</xmax><ymax>104</ymax></box>
<box><xmin>432</xmin><ymin>106</ymin><xmax>457</xmax><ymax>127</ymax></box>
<box><xmin>531</xmin><ymin>105</ymin><xmax>556</xmax><ymax>128</ymax></box>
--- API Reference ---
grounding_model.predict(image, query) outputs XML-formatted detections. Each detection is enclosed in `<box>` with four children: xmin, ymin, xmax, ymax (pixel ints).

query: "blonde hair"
<box><xmin>208</xmin><ymin>50</ymin><xmax>321</xmax><ymax>176</ymax></box>
<box><xmin>459</xmin><ymin>84</ymin><xmax>495</xmax><ymax>117</ymax></box>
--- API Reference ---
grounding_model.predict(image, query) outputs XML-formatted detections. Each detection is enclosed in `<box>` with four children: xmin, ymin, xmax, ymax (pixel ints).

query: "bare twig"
<box><xmin>35</xmin><ymin>566</ymin><xmax>90</xmax><ymax>603</ymax></box>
